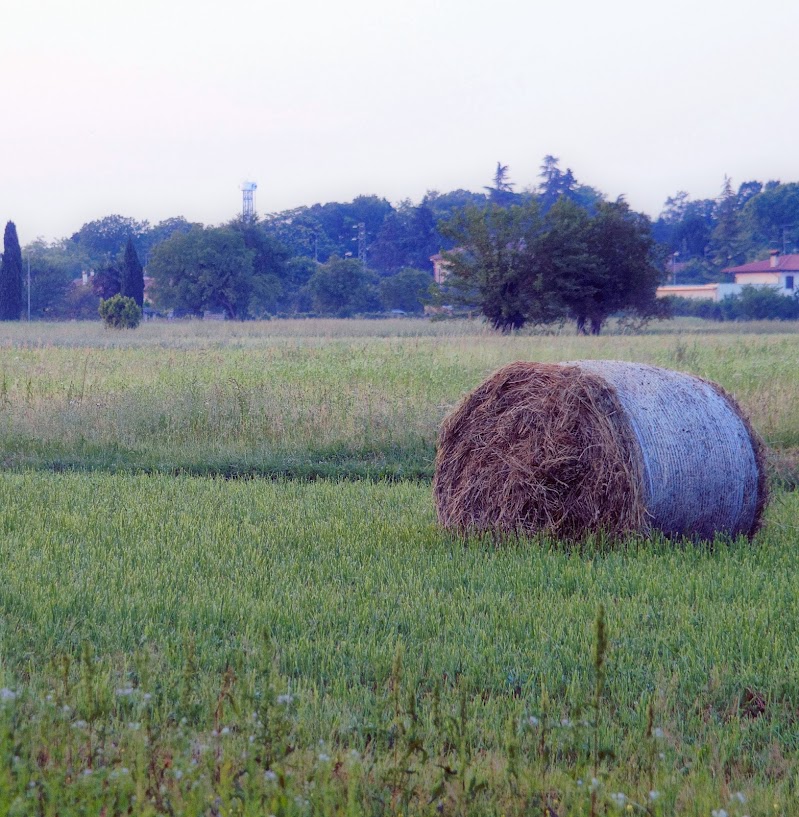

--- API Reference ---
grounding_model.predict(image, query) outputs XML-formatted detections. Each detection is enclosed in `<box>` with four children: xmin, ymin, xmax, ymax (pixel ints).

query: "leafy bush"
<box><xmin>664</xmin><ymin>286</ymin><xmax>799</xmax><ymax>321</ymax></box>
<box><xmin>98</xmin><ymin>294</ymin><xmax>142</xmax><ymax>329</ymax></box>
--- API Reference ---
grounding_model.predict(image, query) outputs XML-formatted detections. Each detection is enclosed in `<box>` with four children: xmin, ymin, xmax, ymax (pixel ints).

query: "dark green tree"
<box><xmin>569</xmin><ymin>199</ymin><xmax>663</xmax><ymax>333</ymax></box>
<box><xmin>305</xmin><ymin>256</ymin><xmax>380</xmax><ymax>316</ymax></box>
<box><xmin>71</xmin><ymin>215</ymin><xmax>148</xmax><ymax>265</ymax></box>
<box><xmin>538</xmin><ymin>155</ymin><xmax>577</xmax><ymax>212</ymax></box>
<box><xmin>439</xmin><ymin>202</ymin><xmax>552</xmax><ymax>331</ymax></box>
<box><xmin>121</xmin><ymin>236</ymin><xmax>144</xmax><ymax>308</ymax></box>
<box><xmin>378</xmin><ymin>268</ymin><xmax>431</xmax><ymax>312</ymax></box>
<box><xmin>147</xmin><ymin>226</ymin><xmax>254</xmax><ymax>318</ymax></box>
<box><xmin>442</xmin><ymin>198</ymin><xmax>662</xmax><ymax>334</ymax></box>
<box><xmin>484</xmin><ymin>162</ymin><xmax>517</xmax><ymax>205</ymax></box>
<box><xmin>740</xmin><ymin>182</ymin><xmax>799</xmax><ymax>254</ymax></box>
<box><xmin>709</xmin><ymin>176</ymin><xmax>745</xmax><ymax>269</ymax></box>
<box><xmin>0</xmin><ymin>221</ymin><xmax>24</xmax><ymax>320</ymax></box>
<box><xmin>92</xmin><ymin>265</ymin><xmax>122</xmax><ymax>300</ymax></box>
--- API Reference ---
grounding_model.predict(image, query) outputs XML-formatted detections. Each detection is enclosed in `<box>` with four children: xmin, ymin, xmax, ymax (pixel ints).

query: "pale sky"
<box><xmin>2</xmin><ymin>0</ymin><xmax>797</xmax><ymax>243</ymax></box>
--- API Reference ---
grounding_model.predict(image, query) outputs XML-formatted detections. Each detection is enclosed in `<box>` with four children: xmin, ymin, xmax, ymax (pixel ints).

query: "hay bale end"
<box><xmin>433</xmin><ymin>361</ymin><xmax>767</xmax><ymax>541</ymax></box>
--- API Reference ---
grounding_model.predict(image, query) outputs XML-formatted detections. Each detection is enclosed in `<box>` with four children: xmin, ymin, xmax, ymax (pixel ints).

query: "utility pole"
<box><xmin>353</xmin><ymin>222</ymin><xmax>366</xmax><ymax>267</ymax></box>
<box><xmin>27</xmin><ymin>255</ymin><xmax>31</xmax><ymax>321</ymax></box>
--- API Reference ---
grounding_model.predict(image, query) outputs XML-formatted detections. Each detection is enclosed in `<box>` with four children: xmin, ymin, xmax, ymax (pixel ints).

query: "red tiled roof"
<box><xmin>723</xmin><ymin>254</ymin><xmax>799</xmax><ymax>273</ymax></box>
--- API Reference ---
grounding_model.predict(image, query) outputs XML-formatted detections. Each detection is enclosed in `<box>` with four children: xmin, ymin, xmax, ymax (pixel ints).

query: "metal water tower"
<box><xmin>240</xmin><ymin>181</ymin><xmax>257</xmax><ymax>218</ymax></box>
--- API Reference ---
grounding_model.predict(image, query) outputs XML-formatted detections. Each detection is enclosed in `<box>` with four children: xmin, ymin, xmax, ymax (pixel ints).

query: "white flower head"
<box><xmin>0</xmin><ymin>688</ymin><xmax>17</xmax><ymax>702</ymax></box>
<box><xmin>610</xmin><ymin>792</ymin><xmax>627</xmax><ymax>807</ymax></box>
<box><xmin>711</xmin><ymin>810</ymin><xmax>728</xmax><ymax>817</ymax></box>
<box><xmin>733</xmin><ymin>793</ymin><xmax>746</xmax><ymax>804</ymax></box>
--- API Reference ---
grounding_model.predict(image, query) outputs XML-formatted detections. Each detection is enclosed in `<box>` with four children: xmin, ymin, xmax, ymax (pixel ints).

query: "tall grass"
<box><xmin>1</xmin><ymin>319</ymin><xmax>799</xmax><ymax>477</ymax></box>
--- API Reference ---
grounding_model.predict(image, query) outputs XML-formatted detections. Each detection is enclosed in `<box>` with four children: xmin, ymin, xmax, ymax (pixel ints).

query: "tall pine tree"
<box><xmin>0</xmin><ymin>222</ymin><xmax>23</xmax><ymax>321</ymax></box>
<box><xmin>121</xmin><ymin>236</ymin><xmax>144</xmax><ymax>308</ymax></box>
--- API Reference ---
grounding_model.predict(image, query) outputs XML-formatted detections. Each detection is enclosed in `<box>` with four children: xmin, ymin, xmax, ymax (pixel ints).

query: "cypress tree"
<box><xmin>0</xmin><ymin>221</ymin><xmax>23</xmax><ymax>321</ymax></box>
<box><xmin>121</xmin><ymin>236</ymin><xmax>144</xmax><ymax>309</ymax></box>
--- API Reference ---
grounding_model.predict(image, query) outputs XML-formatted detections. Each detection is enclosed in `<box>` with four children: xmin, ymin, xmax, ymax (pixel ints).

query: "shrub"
<box><xmin>99</xmin><ymin>294</ymin><xmax>142</xmax><ymax>329</ymax></box>
<box><xmin>664</xmin><ymin>287</ymin><xmax>799</xmax><ymax>321</ymax></box>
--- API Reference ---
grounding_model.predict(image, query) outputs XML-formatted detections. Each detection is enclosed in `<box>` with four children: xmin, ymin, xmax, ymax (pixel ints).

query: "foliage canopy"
<box><xmin>441</xmin><ymin>199</ymin><xmax>663</xmax><ymax>333</ymax></box>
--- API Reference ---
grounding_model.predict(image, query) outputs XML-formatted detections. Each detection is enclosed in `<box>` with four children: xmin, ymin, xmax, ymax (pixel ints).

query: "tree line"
<box><xmin>3</xmin><ymin>157</ymin><xmax>799</xmax><ymax>325</ymax></box>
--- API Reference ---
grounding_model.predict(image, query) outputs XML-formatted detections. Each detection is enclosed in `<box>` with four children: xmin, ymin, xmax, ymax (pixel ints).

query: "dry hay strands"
<box><xmin>433</xmin><ymin>360</ymin><xmax>767</xmax><ymax>542</ymax></box>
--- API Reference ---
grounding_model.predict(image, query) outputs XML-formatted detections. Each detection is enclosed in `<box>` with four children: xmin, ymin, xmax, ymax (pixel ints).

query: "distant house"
<box><xmin>722</xmin><ymin>251</ymin><xmax>799</xmax><ymax>296</ymax></box>
<box><xmin>657</xmin><ymin>251</ymin><xmax>799</xmax><ymax>301</ymax></box>
<box><xmin>656</xmin><ymin>283</ymin><xmax>742</xmax><ymax>302</ymax></box>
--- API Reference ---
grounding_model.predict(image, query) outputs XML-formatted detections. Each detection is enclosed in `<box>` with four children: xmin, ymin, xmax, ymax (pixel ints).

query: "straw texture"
<box><xmin>433</xmin><ymin>360</ymin><xmax>767</xmax><ymax>541</ymax></box>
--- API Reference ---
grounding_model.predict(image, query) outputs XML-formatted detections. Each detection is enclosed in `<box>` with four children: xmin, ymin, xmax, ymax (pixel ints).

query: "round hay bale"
<box><xmin>433</xmin><ymin>360</ymin><xmax>767</xmax><ymax>541</ymax></box>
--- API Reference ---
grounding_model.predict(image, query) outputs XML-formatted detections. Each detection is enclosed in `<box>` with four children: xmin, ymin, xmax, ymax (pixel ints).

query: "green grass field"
<box><xmin>1</xmin><ymin>318</ymin><xmax>798</xmax><ymax>815</ymax></box>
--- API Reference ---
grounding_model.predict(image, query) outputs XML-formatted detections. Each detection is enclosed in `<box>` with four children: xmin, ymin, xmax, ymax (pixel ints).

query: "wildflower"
<box><xmin>128</xmin><ymin>722</ymin><xmax>140</xmax><ymax>731</ymax></box>
<box><xmin>0</xmin><ymin>688</ymin><xmax>16</xmax><ymax>702</ymax></box>
<box><xmin>711</xmin><ymin>810</ymin><xmax>728</xmax><ymax>817</ymax></box>
<box><xmin>115</xmin><ymin>687</ymin><xmax>134</xmax><ymax>697</ymax></box>
<box><xmin>83</xmin><ymin>769</ymin><xmax>92</xmax><ymax>776</ymax></box>
<box><xmin>560</xmin><ymin>718</ymin><xmax>572</xmax><ymax>728</ymax></box>
<box><xmin>528</xmin><ymin>716</ymin><xmax>540</xmax><ymax>727</ymax></box>
<box><xmin>277</xmin><ymin>694</ymin><xmax>294</xmax><ymax>705</ymax></box>
<box><xmin>653</xmin><ymin>727</ymin><xmax>664</xmax><ymax>738</ymax></box>
<box><xmin>174</xmin><ymin>770</ymin><xmax>183</xmax><ymax>780</ymax></box>
<box><xmin>590</xmin><ymin>778</ymin><xmax>601</xmax><ymax>791</ymax></box>
<box><xmin>577</xmin><ymin>779</ymin><xmax>584</xmax><ymax>787</ymax></box>
<box><xmin>610</xmin><ymin>792</ymin><xmax>627</xmax><ymax>807</ymax></box>
<box><xmin>249</xmin><ymin>735</ymin><xmax>255</xmax><ymax>744</ymax></box>
<box><xmin>220</xmin><ymin>727</ymin><xmax>230</xmax><ymax>736</ymax></box>
<box><xmin>733</xmin><ymin>793</ymin><xmax>746</xmax><ymax>804</ymax></box>
<box><xmin>265</xmin><ymin>770</ymin><xmax>277</xmax><ymax>782</ymax></box>
<box><xmin>318</xmin><ymin>753</ymin><xmax>330</xmax><ymax>762</ymax></box>
<box><xmin>62</xmin><ymin>705</ymin><xmax>71</xmax><ymax>714</ymax></box>
<box><xmin>143</xmin><ymin>693</ymin><xmax>152</xmax><ymax>702</ymax></box>
<box><xmin>649</xmin><ymin>791</ymin><xmax>660</xmax><ymax>801</ymax></box>
<box><xmin>72</xmin><ymin>720</ymin><xmax>88</xmax><ymax>730</ymax></box>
